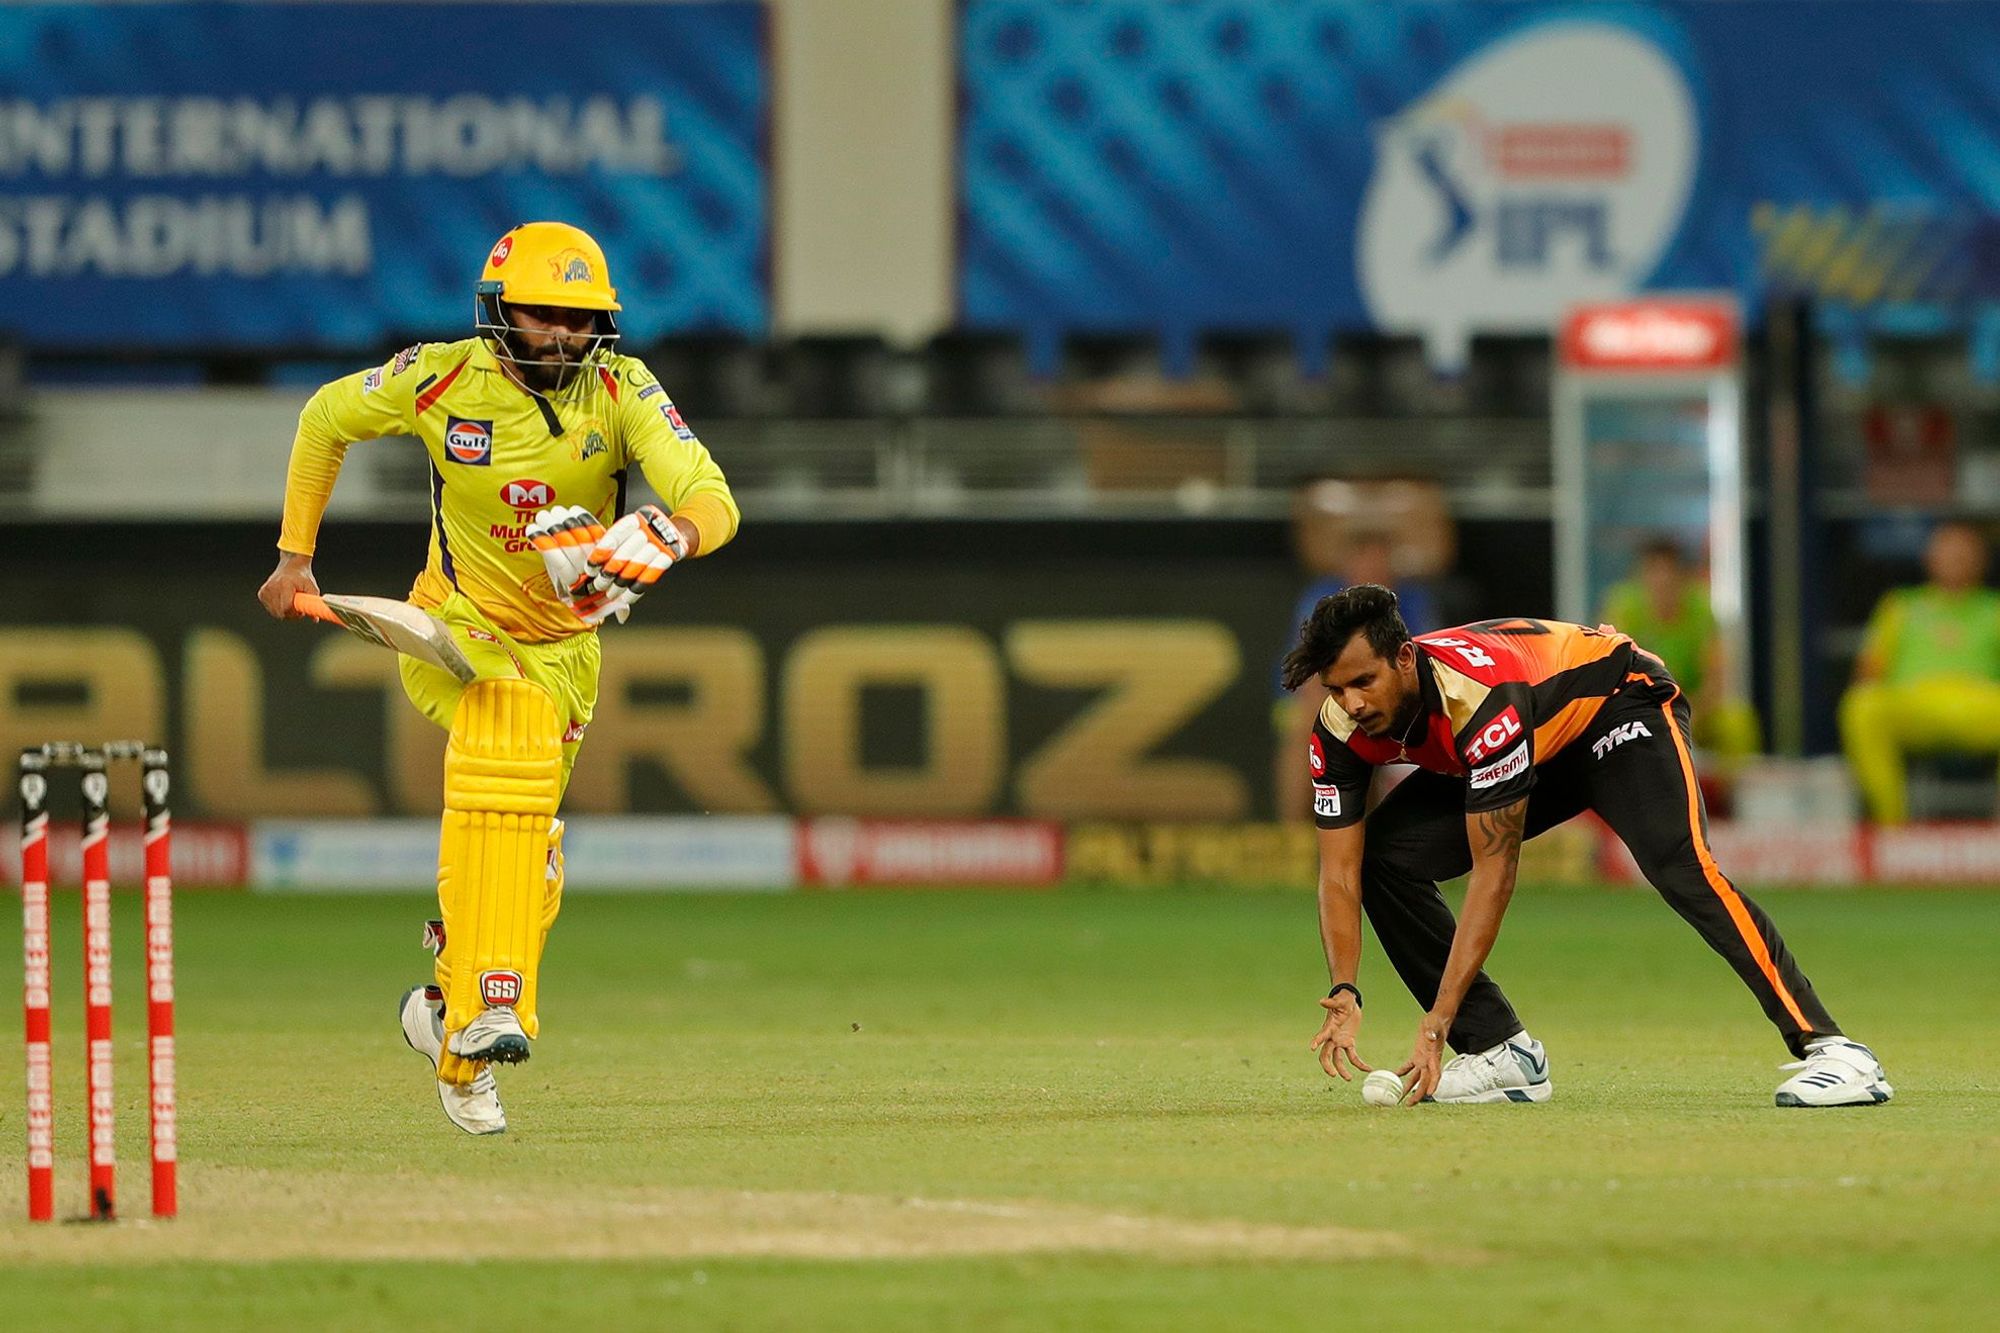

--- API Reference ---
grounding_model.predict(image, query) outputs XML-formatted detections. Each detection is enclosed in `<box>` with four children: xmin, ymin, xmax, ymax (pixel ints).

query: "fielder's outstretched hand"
<box><xmin>573</xmin><ymin>503</ymin><xmax>688</xmax><ymax>626</ymax></box>
<box><xmin>1309</xmin><ymin>992</ymin><xmax>1371</xmax><ymax>1081</ymax></box>
<box><xmin>1395</xmin><ymin>1012</ymin><xmax>1450</xmax><ymax>1105</ymax></box>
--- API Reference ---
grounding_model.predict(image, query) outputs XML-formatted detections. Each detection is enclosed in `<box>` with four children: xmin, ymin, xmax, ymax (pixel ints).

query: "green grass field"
<box><xmin>1</xmin><ymin>884</ymin><xmax>1995</xmax><ymax>1329</ymax></box>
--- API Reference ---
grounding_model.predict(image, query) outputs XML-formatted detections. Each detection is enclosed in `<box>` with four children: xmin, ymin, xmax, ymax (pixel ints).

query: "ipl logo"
<box><xmin>1356</xmin><ymin>22</ymin><xmax>1698</xmax><ymax>363</ymax></box>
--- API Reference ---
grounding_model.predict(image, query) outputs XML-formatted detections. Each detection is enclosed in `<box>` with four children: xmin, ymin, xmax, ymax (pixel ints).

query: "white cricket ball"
<box><xmin>1361</xmin><ymin>1069</ymin><xmax>1407</xmax><ymax>1107</ymax></box>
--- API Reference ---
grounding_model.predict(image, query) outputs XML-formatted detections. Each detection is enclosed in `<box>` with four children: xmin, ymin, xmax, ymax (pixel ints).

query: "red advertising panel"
<box><xmin>798</xmin><ymin>820</ymin><xmax>1064</xmax><ymax>888</ymax></box>
<box><xmin>3</xmin><ymin>823</ymin><xmax>248</xmax><ymax>889</ymax></box>
<box><xmin>1560</xmin><ymin>298</ymin><xmax>1738</xmax><ymax>372</ymax></box>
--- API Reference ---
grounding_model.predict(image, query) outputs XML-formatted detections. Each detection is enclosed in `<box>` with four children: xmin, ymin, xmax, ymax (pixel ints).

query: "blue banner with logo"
<box><xmin>0</xmin><ymin>2</ymin><xmax>766</xmax><ymax>349</ymax></box>
<box><xmin>961</xmin><ymin>0</ymin><xmax>2000</xmax><ymax>365</ymax></box>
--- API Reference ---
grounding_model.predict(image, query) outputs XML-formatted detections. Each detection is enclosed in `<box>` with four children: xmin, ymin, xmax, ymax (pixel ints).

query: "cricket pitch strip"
<box><xmin>3</xmin><ymin>1167</ymin><xmax>1422</xmax><ymax>1265</ymax></box>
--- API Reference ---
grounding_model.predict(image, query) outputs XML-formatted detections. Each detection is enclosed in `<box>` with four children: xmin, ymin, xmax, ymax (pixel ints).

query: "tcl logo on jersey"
<box><xmin>1308</xmin><ymin>733</ymin><xmax>1327</xmax><ymax>779</ymax></box>
<box><xmin>1464</xmin><ymin>707</ymin><xmax>1523</xmax><ymax>763</ymax></box>
<box><xmin>1469</xmin><ymin>742</ymin><xmax>1530</xmax><ymax>790</ymax></box>
<box><xmin>488</xmin><ymin>235</ymin><xmax>513</xmax><ymax>267</ymax></box>
<box><xmin>444</xmin><ymin>417</ymin><xmax>493</xmax><ymax>465</ymax></box>
<box><xmin>501</xmin><ymin>479</ymin><xmax>554</xmax><ymax>509</ymax></box>
<box><xmin>1592</xmin><ymin>719</ymin><xmax>1652</xmax><ymax>760</ymax></box>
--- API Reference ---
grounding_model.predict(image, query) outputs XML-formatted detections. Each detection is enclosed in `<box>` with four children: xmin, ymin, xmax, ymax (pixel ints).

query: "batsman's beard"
<box><xmin>502</xmin><ymin>333</ymin><xmax>595</xmax><ymax>395</ymax></box>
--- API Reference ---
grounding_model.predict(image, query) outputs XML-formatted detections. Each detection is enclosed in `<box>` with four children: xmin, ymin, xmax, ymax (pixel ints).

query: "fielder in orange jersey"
<box><xmin>1284</xmin><ymin>585</ymin><xmax>1892</xmax><ymax>1109</ymax></box>
<box><xmin>256</xmin><ymin>221</ymin><xmax>739</xmax><ymax>1135</ymax></box>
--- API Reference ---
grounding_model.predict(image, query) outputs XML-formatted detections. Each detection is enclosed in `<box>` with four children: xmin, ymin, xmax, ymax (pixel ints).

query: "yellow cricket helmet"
<box><xmin>474</xmin><ymin>222</ymin><xmax>621</xmax><ymax>398</ymax></box>
<box><xmin>477</xmin><ymin>221</ymin><xmax>621</xmax><ymax>310</ymax></box>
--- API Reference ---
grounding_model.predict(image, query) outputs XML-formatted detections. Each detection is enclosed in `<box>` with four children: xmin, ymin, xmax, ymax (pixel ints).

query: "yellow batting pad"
<box><xmin>517</xmin><ymin>817</ymin><xmax>567</xmax><ymax>1040</ymax></box>
<box><xmin>436</xmin><ymin>678</ymin><xmax>562</xmax><ymax>1074</ymax></box>
<box><xmin>436</xmin><ymin>1039</ymin><xmax>484</xmax><ymax>1088</ymax></box>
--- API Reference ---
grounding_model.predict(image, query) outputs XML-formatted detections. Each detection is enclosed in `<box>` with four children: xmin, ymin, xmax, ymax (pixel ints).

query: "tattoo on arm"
<box><xmin>1470</xmin><ymin>800</ymin><xmax>1527</xmax><ymax>863</ymax></box>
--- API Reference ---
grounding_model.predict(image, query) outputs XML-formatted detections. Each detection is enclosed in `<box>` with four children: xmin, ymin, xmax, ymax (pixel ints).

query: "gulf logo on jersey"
<box><xmin>444</xmin><ymin>417</ymin><xmax>493</xmax><ymax>465</ymax></box>
<box><xmin>501</xmin><ymin>479</ymin><xmax>553</xmax><ymax>510</ymax></box>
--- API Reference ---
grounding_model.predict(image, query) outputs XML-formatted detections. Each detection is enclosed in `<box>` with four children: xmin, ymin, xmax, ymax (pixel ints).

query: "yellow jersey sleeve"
<box><xmin>617</xmin><ymin>359</ymin><xmax>740</xmax><ymax>556</ymax></box>
<box><xmin>277</xmin><ymin>345</ymin><xmax>424</xmax><ymax>555</ymax></box>
<box><xmin>1857</xmin><ymin>592</ymin><xmax>1904</xmax><ymax>678</ymax></box>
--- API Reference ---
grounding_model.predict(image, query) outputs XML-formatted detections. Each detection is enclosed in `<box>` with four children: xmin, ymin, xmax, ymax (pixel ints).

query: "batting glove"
<box><xmin>527</xmin><ymin>505</ymin><xmax>631</xmax><ymax>626</ymax></box>
<box><xmin>526</xmin><ymin>505</ymin><xmax>603</xmax><ymax>600</ymax></box>
<box><xmin>575</xmin><ymin>503</ymin><xmax>687</xmax><ymax>626</ymax></box>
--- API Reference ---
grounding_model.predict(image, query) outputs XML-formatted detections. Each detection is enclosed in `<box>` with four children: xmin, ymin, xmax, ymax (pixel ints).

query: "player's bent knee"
<box><xmin>444</xmin><ymin>677</ymin><xmax>563</xmax><ymax>816</ymax></box>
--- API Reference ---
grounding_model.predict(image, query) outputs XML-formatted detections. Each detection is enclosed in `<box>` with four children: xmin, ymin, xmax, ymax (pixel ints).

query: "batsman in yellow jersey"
<box><xmin>256</xmin><ymin>221</ymin><xmax>739</xmax><ymax>1135</ymax></box>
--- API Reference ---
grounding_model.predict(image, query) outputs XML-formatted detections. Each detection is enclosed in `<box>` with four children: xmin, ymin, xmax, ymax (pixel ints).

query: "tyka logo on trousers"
<box><xmin>1592</xmin><ymin>720</ymin><xmax>1652</xmax><ymax>760</ymax></box>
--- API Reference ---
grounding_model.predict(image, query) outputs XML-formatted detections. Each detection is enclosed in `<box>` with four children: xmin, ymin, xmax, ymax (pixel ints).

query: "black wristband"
<box><xmin>1327</xmin><ymin>982</ymin><xmax>1362</xmax><ymax>1008</ymax></box>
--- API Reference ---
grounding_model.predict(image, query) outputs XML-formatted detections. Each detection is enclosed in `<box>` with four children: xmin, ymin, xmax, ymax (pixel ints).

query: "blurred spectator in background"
<box><xmin>1597</xmin><ymin>536</ymin><xmax>1760</xmax><ymax>770</ymax></box>
<box><xmin>1274</xmin><ymin>479</ymin><xmax>1446</xmax><ymax>820</ymax></box>
<box><xmin>1839</xmin><ymin>521</ymin><xmax>2000</xmax><ymax>824</ymax></box>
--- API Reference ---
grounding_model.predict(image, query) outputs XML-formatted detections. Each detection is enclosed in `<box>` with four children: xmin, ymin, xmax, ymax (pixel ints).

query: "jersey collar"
<box><xmin>473</xmin><ymin>336</ymin><xmax>570</xmax><ymax>437</ymax></box>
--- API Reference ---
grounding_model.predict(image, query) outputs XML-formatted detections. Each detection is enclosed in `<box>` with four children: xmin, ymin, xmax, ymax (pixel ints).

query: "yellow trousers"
<box><xmin>1694</xmin><ymin>698</ymin><xmax>1761</xmax><ymax>763</ymax></box>
<box><xmin>398</xmin><ymin>591</ymin><xmax>600</xmax><ymax>797</ymax></box>
<box><xmin>1838</xmin><ymin>677</ymin><xmax>2000</xmax><ymax>824</ymax></box>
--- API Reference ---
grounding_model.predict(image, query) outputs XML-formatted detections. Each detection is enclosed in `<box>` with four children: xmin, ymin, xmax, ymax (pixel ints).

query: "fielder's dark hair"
<box><xmin>1636</xmin><ymin>535</ymin><xmax>1687</xmax><ymax>565</ymax></box>
<box><xmin>1281</xmin><ymin>584</ymin><xmax>1411</xmax><ymax>691</ymax></box>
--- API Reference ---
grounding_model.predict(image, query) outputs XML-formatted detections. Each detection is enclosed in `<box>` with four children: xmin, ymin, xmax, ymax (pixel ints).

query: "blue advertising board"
<box><xmin>0</xmin><ymin>2</ymin><xmax>766</xmax><ymax>348</ymax></box>
<box><xmin>961</xmin><ymin>1</ymin><xmax>2000</xmax><ymax>365</ymax></box>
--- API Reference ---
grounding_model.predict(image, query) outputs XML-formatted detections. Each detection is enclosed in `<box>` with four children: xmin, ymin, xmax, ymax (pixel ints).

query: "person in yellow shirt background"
<box><xmin>1597</xmin><ymin>537</ymin><xmax>1761</xmax><ymax>774</ymax></box>
<box><xmin>255</xmin><ymin>221</ymin><xmax>738</xmax><ymax>1135</ymax></box>
<box><xmin>1839</xmin><ymin>521</ymin><xmax>2000</xmax><ymax>825</ymax></box>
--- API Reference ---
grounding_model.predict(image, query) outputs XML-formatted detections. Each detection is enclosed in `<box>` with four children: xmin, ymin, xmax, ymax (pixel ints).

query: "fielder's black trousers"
<box><xmin>1360</xmin><ymin>671</ymin><xmax>1842</xmax><ymax>1059</ymax></box>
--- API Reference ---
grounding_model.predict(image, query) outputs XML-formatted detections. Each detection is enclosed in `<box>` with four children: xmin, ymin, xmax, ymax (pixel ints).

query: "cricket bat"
<box><xmin>291</xmin><ymin>592</ymin><xmax>477</xmax><ymax>685</ymax></box>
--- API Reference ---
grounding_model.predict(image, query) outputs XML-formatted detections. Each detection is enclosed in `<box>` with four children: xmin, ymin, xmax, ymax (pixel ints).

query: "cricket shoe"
<box><xmin>1427</xmin><ymin>1032</ymin><xmax>1552</xmax><ymax>1104</ymax></box>
<box><xmin>399</xmin><ymin>985</ymin><xmax>506</xmax><ymax>1136</ymax></box>
<box><xmin>1775</xmin><ymin>1037</ymin><xmax>1894</xmax><ymax>1107</ymax></box>
<box><xmin>448</xmin><ymin>1005</ymin><xmax>531</xmax><ymax>1064</ymax></box>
